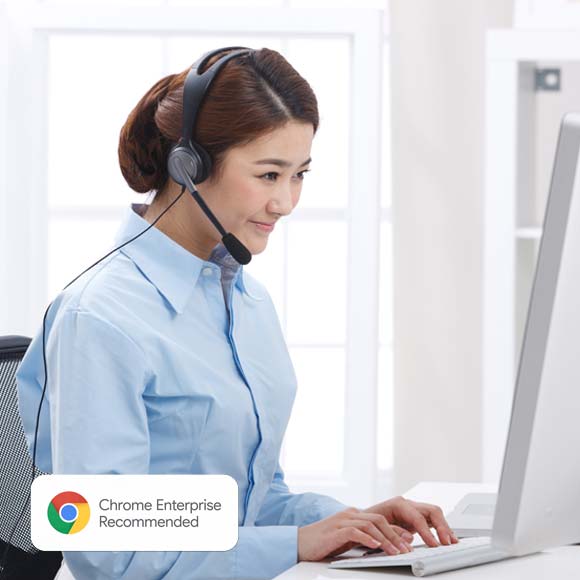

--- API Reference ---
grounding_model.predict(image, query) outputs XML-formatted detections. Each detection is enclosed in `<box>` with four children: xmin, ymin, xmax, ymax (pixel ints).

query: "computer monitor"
<box><xmin>493</xmin><ymin>112</ymin><xmax>580</xmax><ymax>555</ymax></box>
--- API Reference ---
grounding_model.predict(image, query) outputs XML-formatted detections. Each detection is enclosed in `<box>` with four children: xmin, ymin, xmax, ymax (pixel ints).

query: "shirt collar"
<box><xmin>113</xmin><ymin>204</ymin><xmax>262</xmax><ymax>314</ymax></box>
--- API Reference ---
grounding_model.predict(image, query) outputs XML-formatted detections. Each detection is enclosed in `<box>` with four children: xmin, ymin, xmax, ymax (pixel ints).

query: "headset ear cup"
<box><xmin>192</xmin><ymin>143</ymin><xmax>212</xmax><ymax>183</ymax></box>
<box><xmin>167</xmin><ymin>143</ymin><xmax>202</xmax><ymax>187</ymax></box>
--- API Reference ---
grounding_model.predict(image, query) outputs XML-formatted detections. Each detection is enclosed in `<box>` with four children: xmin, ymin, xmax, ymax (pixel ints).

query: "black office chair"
<box><xmin>0</xmin><ymin>335</ymin><xmax>62</xmax><ymax>579</ymax></box>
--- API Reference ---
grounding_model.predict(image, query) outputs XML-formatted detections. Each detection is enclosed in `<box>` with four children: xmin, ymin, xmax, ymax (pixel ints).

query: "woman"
<box><xmin>17</xmin><ymin>47</ymin><xmax>456</xmax><ymax>580</ymax></box>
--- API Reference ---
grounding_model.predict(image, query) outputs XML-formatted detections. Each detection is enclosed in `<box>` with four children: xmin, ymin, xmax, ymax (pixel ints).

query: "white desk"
<box><xmin>274</xmin><ymin>481</ymin><xmax>580</xmax><ymax>579</ymax></box>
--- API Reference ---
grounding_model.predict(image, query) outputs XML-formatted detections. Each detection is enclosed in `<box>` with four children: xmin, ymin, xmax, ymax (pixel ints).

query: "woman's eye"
<box><xmin>259</xmin><ymin>169</ymin><xmax>311</xmax><ymax>181</ymax></box>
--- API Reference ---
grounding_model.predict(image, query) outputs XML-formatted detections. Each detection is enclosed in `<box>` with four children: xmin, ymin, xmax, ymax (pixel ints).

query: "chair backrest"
<box><xmin>0</xmin><ymin>335</ymin><xmax>62</xmax><ymax>579</ymax></box>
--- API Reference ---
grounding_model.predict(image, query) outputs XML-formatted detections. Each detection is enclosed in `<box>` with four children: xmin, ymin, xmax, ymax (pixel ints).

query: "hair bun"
<box><xmin>118</xmin><ymin>74</ymin><xmax>177</xmax><ymax>193</ymax></box>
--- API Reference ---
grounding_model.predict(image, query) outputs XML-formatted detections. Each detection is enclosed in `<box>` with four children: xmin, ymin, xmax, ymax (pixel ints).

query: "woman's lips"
<box><xmin>250</xmin><ymin>221</ymin><xmax>275</xmax><ymax>232</ymax></box>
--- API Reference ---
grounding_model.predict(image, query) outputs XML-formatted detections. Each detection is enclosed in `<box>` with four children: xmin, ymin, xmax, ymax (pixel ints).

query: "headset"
<box><xmin>167</xmin><ymin>46</ymin><xmax>253</xmax><ymax>266</ymax></box>
<box><xmin>0</xmin><ymin>45</ymin><xmax>254</xmax><ymax>577</ymax></box>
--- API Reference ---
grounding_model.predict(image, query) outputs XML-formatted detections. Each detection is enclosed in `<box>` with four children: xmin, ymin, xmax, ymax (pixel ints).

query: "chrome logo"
<box><xmin>48</xmin><ymin>492</ymin><xmax>90</xmax><ymax>534</ymax></box>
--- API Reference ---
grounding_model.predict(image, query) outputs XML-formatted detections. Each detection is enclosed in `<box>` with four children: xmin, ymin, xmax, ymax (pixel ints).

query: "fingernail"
<box><xmin>399</xmin><ymin>542</ymin><xmax>411</xmax><ymax>553</ymax></box>
<box><xmin>372</xmin><ymin>539</ymin><xmax>381</xmax><ymax>547</ymax></box>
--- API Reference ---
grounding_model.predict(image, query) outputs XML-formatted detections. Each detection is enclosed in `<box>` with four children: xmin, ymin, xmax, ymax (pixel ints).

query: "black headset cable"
<box><xmin>0</xmin><ymin>185</ymin><xmax>187</xmax><ymax>577</ymax></box>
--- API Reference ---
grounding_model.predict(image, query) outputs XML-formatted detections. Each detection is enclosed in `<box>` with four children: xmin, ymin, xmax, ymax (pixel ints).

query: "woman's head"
<box><xmin>118</xmin><ymin>47</ymin><xmax>318</xmax><ymax>256</ymax></box>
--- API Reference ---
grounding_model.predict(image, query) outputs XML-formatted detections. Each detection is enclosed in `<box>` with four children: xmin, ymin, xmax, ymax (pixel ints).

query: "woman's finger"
<box><xmin>351</xmin><ymin>513</ymin><xmax>413</xmax><ymax>553</ymax></box>
<box><xmin>414</xmin><ymin>502</ymin><xmax>458</xmax><ymax>545</ymax></box>
<box><xmin>336</xmin><ymin>526</ymin><xmax>393</xmax><ymax>553</ymax></box>
<box><xmin>344</xmin><ymin>519</ymin><xmax>408</xmax><ymax>555</ymax></box>
<box><xmin>395</xmin><ymin>503</ymin><xmax>440</xmax><ymax>547</ymax></box>
<box><xmin>390</xmin><ymin>524</ymin><xmax>415</xmax><ymax>543</ymax></box>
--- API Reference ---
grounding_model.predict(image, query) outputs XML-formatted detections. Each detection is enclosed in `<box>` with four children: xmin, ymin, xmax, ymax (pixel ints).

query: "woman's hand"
<box><xmin>297</xmin><ymin>507</ymin><xmax>415</xmax><ymax>562</ymax></box>
<box><xmin>363</xmin><ymin>496</ymin><xmax>458</xmax><ymax>547</ymax></box>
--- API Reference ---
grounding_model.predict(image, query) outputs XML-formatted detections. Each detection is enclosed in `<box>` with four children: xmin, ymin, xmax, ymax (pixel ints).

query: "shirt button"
<box><xmin>202</xmin><ymin>267</ymin><xmax>213</xmax><ymax>277</ymax></box>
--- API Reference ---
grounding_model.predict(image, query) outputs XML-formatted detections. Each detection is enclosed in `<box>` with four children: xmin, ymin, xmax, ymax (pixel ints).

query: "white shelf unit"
<box><xmin>483</xmin><ymin>29</ymin><xmax>580</xmax><ymax>482</ymax></box>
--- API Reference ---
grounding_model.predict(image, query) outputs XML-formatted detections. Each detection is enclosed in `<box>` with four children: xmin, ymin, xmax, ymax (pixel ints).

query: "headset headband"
<box><xmin>180</xmin><ymin>46</ymin><xmax>253</xmax><ymax>144</ymax></box>
<box><xmin>166</xmin><ymin>45</ymin><xmax>254</xmax><ymax>264</ymax></box>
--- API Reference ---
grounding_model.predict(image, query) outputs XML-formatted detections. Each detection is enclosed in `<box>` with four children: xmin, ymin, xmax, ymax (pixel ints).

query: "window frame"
<box><xmin>1</xmin><ymin>2</ymin><xmax>385</xmax><ymax>506</ymax></box>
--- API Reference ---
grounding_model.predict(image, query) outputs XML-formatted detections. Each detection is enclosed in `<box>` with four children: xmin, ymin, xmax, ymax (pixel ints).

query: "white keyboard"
<box><xmin>360</xmin><ymin>535</ymin><xmax>493</xmax><ymax>562</ymax></box>
<box><xmin>329</xmin><ymin>536</ymin><xmax>511</xmax><ymax>577</ymax></box>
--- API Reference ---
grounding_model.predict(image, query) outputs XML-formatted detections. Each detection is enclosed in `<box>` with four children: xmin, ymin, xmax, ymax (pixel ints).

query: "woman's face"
<box><xmin>198</xmin><ymin>120</ymin><xmax>314</xmax><ymax>255</ymax></box>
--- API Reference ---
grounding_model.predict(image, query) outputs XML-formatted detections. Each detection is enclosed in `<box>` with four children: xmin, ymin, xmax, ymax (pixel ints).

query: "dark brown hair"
<box><xmin>118</xmin><ymin>47</ymin><xmax>319</xmax><ymax>194</ymax></box>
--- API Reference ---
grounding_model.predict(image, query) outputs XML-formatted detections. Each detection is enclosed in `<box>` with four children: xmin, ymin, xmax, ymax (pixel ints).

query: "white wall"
<box><xmin>0</xmin><ymin>1</ymin><xmax>46</xmax><ymax>336</ymax></box>
<box><xmin>390</xmin><ymin>0</ymin><xmax>513</xmax><ymax>492</ymax></box>
<box><xmin>0</xmin><ymin>3</ymin><xmax>8</xmax><ymax>331</ymax></box>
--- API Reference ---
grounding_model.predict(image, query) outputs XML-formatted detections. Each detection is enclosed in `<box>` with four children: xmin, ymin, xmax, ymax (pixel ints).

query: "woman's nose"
<box><xmin>269</xmin><ymin>183</ymin><xmax>294</xmax><ymax>216</ymax></box>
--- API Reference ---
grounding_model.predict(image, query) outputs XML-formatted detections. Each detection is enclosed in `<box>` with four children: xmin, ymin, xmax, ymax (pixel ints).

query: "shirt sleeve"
<box><xmin>255</xmin><ymin>462</ymin><xmax>349</xmax><ymax>527</ymax></box>
<box><xmin>18</xmin><ymin>308</ymin><xmax>299</xmax><ymax>580</ymax></box>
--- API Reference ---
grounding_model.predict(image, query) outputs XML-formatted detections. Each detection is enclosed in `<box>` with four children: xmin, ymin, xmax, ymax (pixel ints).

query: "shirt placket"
<box><xmin>223</xmin><ymin>268</ymin><xmax>264</xmax><ymax>526</ymax></box>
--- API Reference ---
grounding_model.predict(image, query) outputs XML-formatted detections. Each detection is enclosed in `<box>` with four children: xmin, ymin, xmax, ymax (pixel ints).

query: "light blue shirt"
<box><xmin>16</xmin><ymin>204</ymin><xmax>347</xmax><ymax>580</ymax></box>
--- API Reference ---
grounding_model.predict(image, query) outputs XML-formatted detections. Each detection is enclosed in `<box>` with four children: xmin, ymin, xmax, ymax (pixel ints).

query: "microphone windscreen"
<box><xmin>222</xmin><ymin>233</ymin><xmax>252</xmax><ymax>265</ymax></box>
